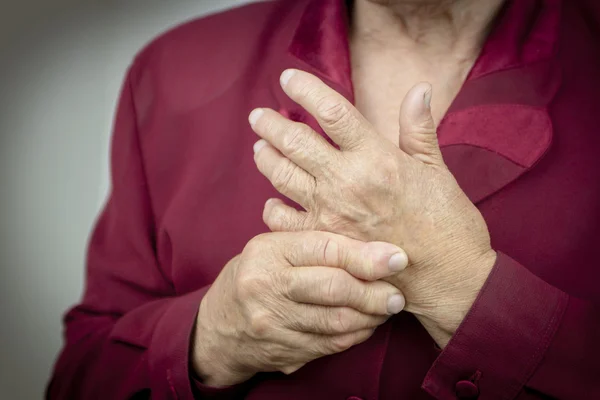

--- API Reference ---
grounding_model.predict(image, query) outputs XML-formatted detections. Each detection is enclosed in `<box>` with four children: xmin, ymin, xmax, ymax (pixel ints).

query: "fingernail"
<box><xmin>280</xmin><ymin>69</ymin><xmax>297</xmax><ymax>87</ymax></box>
<box><xmin>388</xmin><ymin>252</ymin><xmax>408</xmax><ymax>272</ymax></box>
<box><xmin>253</xmin><ymin>139</ymin><xmax>267</xmax><ymax>153</ymax></box>
<box><xmin>423</xmin><ymin>86</ymin><xmax>432</xmax><ymax>110</ymax></box>
<box><xmin>249</xmin><ymin>108</ymin><xmax>264</xmax><ymax>127</ymax></box>
<box><xmin>387</xmin><ymin>294</ymin><xmax>405</xmax><ymax>314</ymax></box>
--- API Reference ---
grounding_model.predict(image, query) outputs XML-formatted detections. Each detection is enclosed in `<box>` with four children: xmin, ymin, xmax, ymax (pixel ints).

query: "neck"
<box><xmin>350</xmin><ymin>0</ymin><xmax>506</xmax><ymax>57</ymax></box>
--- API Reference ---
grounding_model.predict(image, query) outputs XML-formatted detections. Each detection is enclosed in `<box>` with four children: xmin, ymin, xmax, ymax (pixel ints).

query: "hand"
<box><xmin>249</xmin><ymin>69</ymin><xmax>497</xmax><ymax>345</ymax></box>
<box><xmin>192</xmin><ymin>231</ymin><xmax>408</xmax><ymax>387</ymax></box>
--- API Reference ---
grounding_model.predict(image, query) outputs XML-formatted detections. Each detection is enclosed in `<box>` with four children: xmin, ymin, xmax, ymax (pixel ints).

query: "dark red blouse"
<box><xmin>48</xmin><ymin>0</ymin><xmax>600</xmax><ymax>399</ymax></box>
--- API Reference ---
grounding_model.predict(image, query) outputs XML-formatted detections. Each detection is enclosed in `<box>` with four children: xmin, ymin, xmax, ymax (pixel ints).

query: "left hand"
<box><xmin>248</xmin><ymin>69</ymin><xmax>497</xmax><ymax>344</ymax></box>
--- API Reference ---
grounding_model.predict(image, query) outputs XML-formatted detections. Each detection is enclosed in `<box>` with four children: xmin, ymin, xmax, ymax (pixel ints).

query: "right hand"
<box><xmin>191</xmin><ymin>231</ymin><xmax>408</xmax><ymax>387</ymax></box>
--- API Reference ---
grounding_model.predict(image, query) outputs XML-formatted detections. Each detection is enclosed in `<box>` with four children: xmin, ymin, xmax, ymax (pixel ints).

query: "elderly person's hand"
<box><xmin>249</xmin><ymin>69</ymin><xmax>497</xmax><ymax>346</ymax></box>
<box><xmin>193</xmin><ymin>231</ymin><xmax>407</xmax><ymax>387</ymax></box>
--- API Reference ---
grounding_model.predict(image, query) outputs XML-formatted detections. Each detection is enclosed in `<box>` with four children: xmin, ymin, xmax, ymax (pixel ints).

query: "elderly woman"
<box><xmin>48</xmin><ymin>0</ymin><xmax>599</xmax><ymax>399</ymax></box>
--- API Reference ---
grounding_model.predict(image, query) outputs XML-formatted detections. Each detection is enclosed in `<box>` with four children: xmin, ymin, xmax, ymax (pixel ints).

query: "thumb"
<box><xmin>398</xmin><ymin>82</ymin><xmax>444</xmax><ymax>166</ymax></box>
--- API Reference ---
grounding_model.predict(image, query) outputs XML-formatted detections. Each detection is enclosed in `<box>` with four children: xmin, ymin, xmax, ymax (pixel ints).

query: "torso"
<box><xmin>122</xmin><ymin>1</ymin><xmax>600</xmax><ymax>398</ymax></box>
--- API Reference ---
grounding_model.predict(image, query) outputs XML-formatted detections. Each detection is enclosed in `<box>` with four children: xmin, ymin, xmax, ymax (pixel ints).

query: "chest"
<box><xmin>150</xmin><ymin>92</ymin><xmax>599</xmax><ymax>302</ymax></box>
<box><xmin>143</xmin><ymin>48</ymin><xmax>600</xmax><ymax>303</ymax></box>
<box><xmin>350</xmin><ymin>51</ymin><xmax>474</xmax><ymax>144</ymax></box>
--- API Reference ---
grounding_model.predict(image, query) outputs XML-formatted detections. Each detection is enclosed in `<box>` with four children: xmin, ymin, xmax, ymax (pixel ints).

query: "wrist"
<box><xmin>426</xmin><ymin>249</ymin><xmax>496</xmax><ymax>334</ymax></box>
<box><xmin>191</xmin><ymin>291</ymin><xmax>253</xmax><ymax>387</ymax></box>
<box><xmin>417</xmin><ymin>315</ymin><xmax>453</xmax><ymax>348</ymax></box>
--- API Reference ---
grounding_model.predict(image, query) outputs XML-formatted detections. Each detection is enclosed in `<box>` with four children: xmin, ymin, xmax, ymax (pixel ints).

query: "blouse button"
<box><xmin>455</xmin><ymin>380</ymin><xmax>479</xmax><ymax>399</ymax></box>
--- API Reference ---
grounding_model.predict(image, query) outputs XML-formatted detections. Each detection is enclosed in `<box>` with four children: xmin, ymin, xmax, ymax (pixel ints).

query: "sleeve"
<box><xmin>46</xmin><ymin>64</ymin><xmax>248</xmax><ymax>400</ymax></box>
<box><xmin>421</xmin><ymin>252</ymin><xmax>600</xmax><ymax>400</ymax></box>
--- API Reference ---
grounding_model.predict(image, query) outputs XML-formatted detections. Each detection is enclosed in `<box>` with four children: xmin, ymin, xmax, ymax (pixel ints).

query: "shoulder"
<box><xmin>124</xmin><ymin>0</ymin><xmax>303</xmax><ymax>118</ymax></box>
<box><xmin>133</xmin><ymin>1</ymin><xmax>283</xmax><ymax>66</ymax></box>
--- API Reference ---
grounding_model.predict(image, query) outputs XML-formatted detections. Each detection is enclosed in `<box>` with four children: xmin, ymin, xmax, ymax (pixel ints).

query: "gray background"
<box><xmin>0</xmin><ymin>1</ymin><xmax>256</xmax><ymax>398</ymax></box>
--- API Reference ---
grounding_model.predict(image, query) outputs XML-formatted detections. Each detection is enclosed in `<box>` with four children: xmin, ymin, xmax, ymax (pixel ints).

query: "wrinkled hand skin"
<box><xmin>193</xmin><ymin>231</ymin><xmax>408</xmax><ymax>387</ymax></box>
<box><xmin>249</xmin><ymin>69</ymin><xmax>497</xmax><ymax>346</ymax></box>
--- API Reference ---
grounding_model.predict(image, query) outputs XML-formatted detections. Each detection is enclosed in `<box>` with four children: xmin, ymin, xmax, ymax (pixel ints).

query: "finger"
<box><xmin>280</xmin><ymin>364</ymin><xmax>305</xmax><ymax>375</ymax></box>
<box><xmin>280</xmin><ymin>69</ymin><xmax>375</xmax><ymax>151</ymax></box>
<box><xmin>249</xmin><ymin>108</ymin><xmax>338</xmax><ymax>177</ymax></box>
<box><xmin>277</xmin><ymin>328</ymin><xmax>375</xmax><ymax>361</ymax></box>
<box><xmin>254</xmin><ymin>140</ymin><xmax>316</xmax><ymax>207</ymax></box>
<box><xmin>398</xmin><ymin>82</ymin><xmax>445</xmax><ymax>166</ymax></box>
<box><xmin>281</xmin><ymin>303</ymin><xmax>387</xmax><ymax>335</ymax></box>
<box><xmin>263</xmin><ymin>198</ymin><xmax>309</xmax><ymax>232</ymax></box>
<box><xmin>284</xmin><ymin>266</ymin><xmax>405</xmax><ymax>315</ymax></box>
<box><xmin>274</xmin><ymin>231</ymin><xmax>409</xmax><ymax>280</ymax></box>
<box><xmin>317</xmin><ymin>328</ymin><xmax>375</xmax><ymax>356</ymax></box>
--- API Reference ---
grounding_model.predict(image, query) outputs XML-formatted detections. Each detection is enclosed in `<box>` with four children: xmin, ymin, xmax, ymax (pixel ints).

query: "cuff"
<box><xmin>147</xmin><ymin>286</ymin><xmax>211</xmax><ymax>399</ymax></box>
<box><xmin>422</xmin><ymin>252</ymin><xmax>568</xmax><ymax>400</ymax></box>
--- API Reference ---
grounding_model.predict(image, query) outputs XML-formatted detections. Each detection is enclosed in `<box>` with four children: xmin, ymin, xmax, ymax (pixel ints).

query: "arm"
<box><xmin>423</xmin><ymin>252</ymin><xmax>600</xmax><ymax>400</ymax></box>
<box><xmin>46</xmin><ymin>65</ymin><xmax>243</xmax><ymax>400</ymax></box>
<box><xmin>247</xmin><ymin>70</ymin><xmax>600</xmax><ymax>399</ymax></box>
<box><xmin>47</xmin><ymin>66</ymin><xmax>406</xmax><ymax>398</ymax></box>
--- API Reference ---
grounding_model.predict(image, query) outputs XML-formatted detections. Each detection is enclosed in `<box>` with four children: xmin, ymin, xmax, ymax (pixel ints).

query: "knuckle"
<box><xmin>422</xmin><ymin>138</ymin><xmax>441</xmax><ymax>155</ymax></box>
<box><xmin>284</xmin><ymin>273</ymin><xmax>301</xmax><ymax>300</ymax></box>
<box><xmin>361</xmin><ymin>263</ymin><xmax>378</xmax><ymax>282</ymax></box>
<box><xmin>324</xmin><ymin>237</ymin><xmax>354</xmax><ymax>271</ymax></box>
<box><xmin>321</xmin><ymin>236</ymin><xmax>341</xmax><ymax>265</ymax></box>
<box><xmin>248</xmin><ymin>310</ymin><xmax>271</xmax><ymax>338</ymax></box>
<box><xmin>304</xmin><ymin>235</ymin><xmax>329</xmax><ymax>265</ymax></box>
<box><xmin>328</xmin><ymin>308</ymin><xmax>352</xmax><ymax>334</ymax></box>
<box><xmin>272</xmin><ymin>163</ymin><xmax>295</xmax><ymax>192</ymax></box>
<box><xmin>245</xmin><ymin>234</ymin><xmax>268</xmax><ymax>256</ymax></box>
<box><xmin>235</xmin><ymin>271</ymin><xmax>264</xmax><ymax>300</ymax></box>
<box><xmin>407</xmin><ymin>126</ymin><xmax>440</xmax><ymax>155</ymax></box>
<box><xmin>274</xmin><ymin>268</ymin><xmax>293</xmax><ymax>297</ymax></box>
<box><xmin>315</xmin><ymin>308</ymin><xmax>330</xmax><ymax>332</ymax></box>
<box><xmin>316</xmin><ymin>97</ymin><xmax>350</xmax><ymax>128</ymax></box>
<box><xmin>297</xmin><ymin>83</ymin><xmax>320</xmax><ymax>102</ymax></box>
<box><xmin>356</xmin><ymin>285</ymin><xmax>377</xmax><ymax>312</ymax></box>
<box><xmin>282</xmin><ymin>125</ymin><xmax>310</xmax><ymax>155</ymax></box>
<box><xmin>324</xmin><ymin>270</ymin><xmax>351</xmax><ymax>303</ymax></box>
<box><xmin>379</xmin><ymin>156</ymin><xmax>399</xmax><ymax>176</ymax></box>
<box><xmin>262</xmin><ymin>117</ymin><xmax>278</xmax><ymax>135</ymax></box>
<box><xmin>324</xmin><ymin>273</ymin><xmax>340</xmax><ymax>302</ymax></box>
<box><xmin>322</xmin><ymin>237</ymin><xmax>335</xmax><ymax>263</ymax></box>
<box><xmin>329</xmin><ymin>333</ymin><xmax>355</xmax><ymax>353</ymax></box>
<box><xmin>375</xmin><ymin>157</ymin><xmax>401</xmax><ymax>187</ymax></box>
<box><xmin>414</xmin><ymin>119</ymin><xmax>437</xmax><ymax>133</ymax></box>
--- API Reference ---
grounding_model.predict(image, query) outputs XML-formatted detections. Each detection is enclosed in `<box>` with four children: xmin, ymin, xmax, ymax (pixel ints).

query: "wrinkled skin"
<box><xmin>194</xmin><ymin>231</ymin><xmax>408</xmax><ymax>386</ymax></box>
<box><xmin>250</xmin><ymin>69</ymin><xmax>497</xmax><ymax>343</ymax></box>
